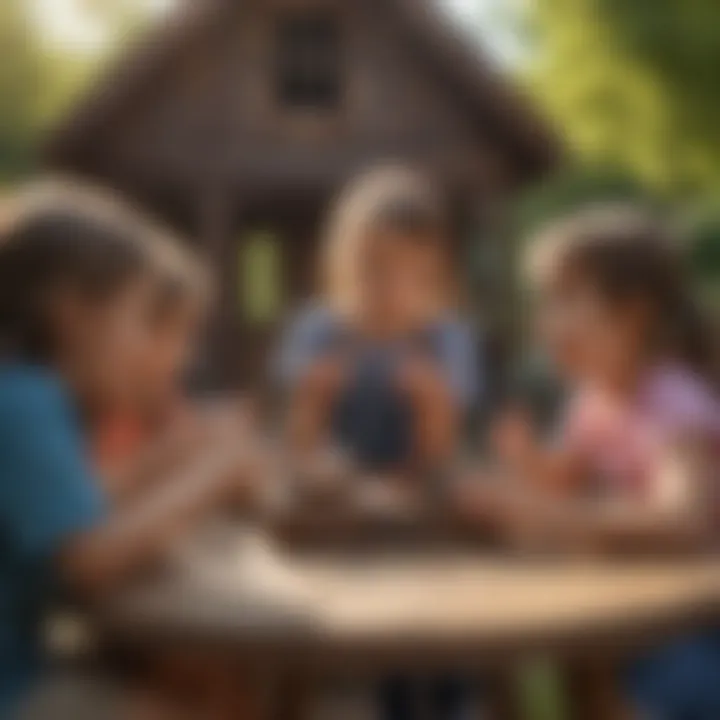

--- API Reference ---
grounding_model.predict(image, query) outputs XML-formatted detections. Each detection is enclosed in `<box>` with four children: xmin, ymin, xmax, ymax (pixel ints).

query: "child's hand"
<box><xmin>396</xmin><ymin>355</ymin><xmax>443</xmax><ymax>400</ymax></box>
<box><xmin>491</xmin><ymin>407</ymin><xmax>537</xmax><ymax>469</ymax></box>
<box><xmin>354</xmin><ymin>477</ymin><xmax>422</xmax><ymax>519</ymax></box>
<box><xmin>453</xmin><ymin>478</ymin><xmax>555</xmax><ymax>549</ymax></box>
<box><xmin>452</xmin><ymin>476</ymin><xmax>514</xmax><ymax>523</ymax></box>
<box><xmin>161</xmin><ymin>409</ymin><xmax>206</xmax><ymax>450</ymax></box>
<box><xmin>214</xmin><ymin>436</ymin><xmax>269</xmax><ymax>507</ymax></box>
<box><xmin>303</xmin><ymin>355</ymin><xmax>347</xmax><ymax>400</ymax></box>
<box><xmin>296</xmin><ymin>445</ymin><xmax>353</xmax><ymax>497</ymax></box>
<box><xmin>198</xmin><ymin>397</ymin><xmax>255</xmax><ymax>440</ymax></box>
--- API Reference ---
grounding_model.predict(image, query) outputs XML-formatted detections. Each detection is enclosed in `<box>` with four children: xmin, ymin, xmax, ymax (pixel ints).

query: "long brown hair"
<box><xmin>528</xmin><ymin>205</ymin><xmax>718</xmax><ymax>386</ymax></box>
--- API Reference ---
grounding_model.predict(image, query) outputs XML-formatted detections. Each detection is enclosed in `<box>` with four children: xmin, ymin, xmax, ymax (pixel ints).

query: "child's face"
<box><xmin>137</xmin><ymin>303</ymin><xmax>199</xmax><ymax>414</ymax></box>
<box><xmin>539</xmin><ymin>270</ymin><xmax>650</xmax><ymax>390</ymax></box>
<box><xmin>536</xmin><ymin>278</ymin><xmax>592</xmax><ymax>381</ymax></box>
<box><xmin>359</xmin><ymin>230</ymin><xmax>445</xmax><ymax>331</ymax></box>
<box><xmin>53</xmin><ymin>277</ymin><xmax>158</xmax><ymax>414</ymax></box>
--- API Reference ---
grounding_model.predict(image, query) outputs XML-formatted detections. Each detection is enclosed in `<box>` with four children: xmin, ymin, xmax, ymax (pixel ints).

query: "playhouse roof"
<box><xmin>47</xmin><ymin>0</ymin><xmax>560</xmax><ymax>175</ymax></box>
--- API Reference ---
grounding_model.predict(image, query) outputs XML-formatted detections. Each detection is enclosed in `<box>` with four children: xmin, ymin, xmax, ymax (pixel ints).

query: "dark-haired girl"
<box><xmin>473</xmin><ymin>205</ymin><xmax>720</xmax><ymax>718</ymax></box>
<box><xmin>0</xmin><ymin>181</ymin><xmax>253</xmax><ymax>718</ymax></box>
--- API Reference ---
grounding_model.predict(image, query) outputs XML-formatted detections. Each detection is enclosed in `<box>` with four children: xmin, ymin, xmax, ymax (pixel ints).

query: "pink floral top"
<box><xmin>563</xmin><ymin>365</ymin><xmax>720</xmax><ymax>502</ymax></box>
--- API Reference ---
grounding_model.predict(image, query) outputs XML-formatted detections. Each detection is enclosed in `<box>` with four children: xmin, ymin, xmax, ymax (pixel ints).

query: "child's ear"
<box><xmin>626</xmin><ymin>296</ymin><xmax>655</xmax><ymax>337</ymax></box>
<box><xmin>47</xmin><ymin>286</ymin><xmax>92</xmax><ymax>346</ymax></box>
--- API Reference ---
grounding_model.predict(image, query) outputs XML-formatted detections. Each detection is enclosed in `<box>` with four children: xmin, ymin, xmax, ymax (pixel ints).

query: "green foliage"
<box><xmin>0</xmin><ymin>0</ymin><xmax>48</xmax><ymax>182</ymax></box>
<box><xmin>514</xmin><ymin>167</ymin><xmax>652</xmax><ymax>238</ymax></box>
<box><xmin>0</xmin><ymin>0</ymin><xmax>154</xmax><ymax>185</ymax></box>
<box><xmin>519</xmin><ymin>660</ymin><xmax>567</xmax><ymax>720</ymax></box>
<box><xmin>528</xmin><ymin>0</ymin><xmax>720</xmax><ymax>197</ymax></box>
<box><xmin>686</xmin><ymin>207</ymin><xmax>720</xmax><ymax>285</ymax></box>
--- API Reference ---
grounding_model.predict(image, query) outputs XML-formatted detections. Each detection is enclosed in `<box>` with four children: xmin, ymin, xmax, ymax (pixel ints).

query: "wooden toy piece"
<box><xmin>293</xmin><ymin>446</ymin><xmax>355</xmax><ymax>505</ymax></box>
<box><xmin>352</xmin><ymin>474</ymin><xmax>425</xmax><ymax>522</ymax></box>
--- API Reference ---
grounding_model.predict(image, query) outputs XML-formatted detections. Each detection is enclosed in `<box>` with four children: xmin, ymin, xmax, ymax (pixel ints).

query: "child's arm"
<box><xmin>397</xmin><ymin>321</ymin><xmax>478</xmax><ymax>469</ymax></box>
<box><xmin>287</xmin><ymin>354</ymin><xmax>346</xmax><ymax>456</ymax></box>
<box><xmin>1</xmin><ymin>379</ymin><xmax>261</xmax><ymax>605</ymax></box>
<box><xmin>101</xmin><ymin>416</ymin><xmax>202</xmax><ymax>504</ymax></box>
<box><xmin>565</xmin><ymin>438</ymin><xmax>714</xmax><ymax>554</ymax></box>
<box><xmin>398</xmin><ymin>356</ymin><xmax>461</xmax><ymax>467</ymax></box>
<box><xmin>477</xmin><ymin>439</ymin><xmax>714</xmax><ymax>556</ymax></box>
<box><xmin>492</xmin><ymin>408</ymin><xmax>585</xmax><ymax>495</ymax></box>
<box><xmin>102</xmin><ymin>402</ymin><xmax>253</xmax><ymax>504</ymax></box>
<box><xmin>275</xmin><ymin>309</ymin><xmax>348</xmax><ymax>458</ymax></box>
<box><xmin>61</xmin><ymin>440</ymin><xmax>261</xmax><ymax>598</ymax></box>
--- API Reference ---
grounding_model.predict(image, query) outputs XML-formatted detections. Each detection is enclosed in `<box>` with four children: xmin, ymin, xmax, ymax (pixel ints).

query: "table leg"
<box><xmin>230</xmin><ymin>666</ymin><xmax>273</xmax><ymax>720</ymax></box>
<box><xmin>565</xmin><ymin>658</ymin><xmax>630</xmax><ymax>720</ymax></box>
<box><xmin>274</xmin><ymin>670</ymin><xmax>315</xmax><ymax>720</ymax></box>
<box><xmin>484</xmin><ymin>668</ymin><xmax>524</xmax><ymax>720</ymax></box>
<box><xmin>140</xmin><ymin>652</ymin><xmax>274</xmax><ymax>720</ymax></box>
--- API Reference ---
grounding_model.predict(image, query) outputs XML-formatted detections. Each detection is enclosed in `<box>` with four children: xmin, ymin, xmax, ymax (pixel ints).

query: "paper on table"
<box><xmin>353</xmin><ymin>479</ymin><xmax>422</xmax><ymax>520</ymax></box>
<box><xmin>172</xmin><ymin>524</ymin><xmax>318</xmax><ymax>607</ymax></box>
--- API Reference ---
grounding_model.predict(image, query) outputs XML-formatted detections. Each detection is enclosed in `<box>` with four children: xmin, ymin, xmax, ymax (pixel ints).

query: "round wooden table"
<box><xmin>100</xmin><ymin>540</ymin><xmax>720</xmax><ymax>720</ymax></box>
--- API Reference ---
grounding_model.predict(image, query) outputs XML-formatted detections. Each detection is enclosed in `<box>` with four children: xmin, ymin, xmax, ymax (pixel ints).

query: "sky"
<box><xmin>31</xmin><ymin>0</ymin><xmax>521</xmax><ymax>65</ymax></box>
<box><xmin>31</xmin><ymin>0</ymin><xmax>174</xmax><ymax>52</ymax></box>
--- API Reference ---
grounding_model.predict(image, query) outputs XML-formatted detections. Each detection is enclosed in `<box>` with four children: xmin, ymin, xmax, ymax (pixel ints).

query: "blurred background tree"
<box><xmin>684</xmin><ymin>206</ymin><xmax>720</xmax><ymax>309</ymax></box>
<box><xmin>527</xmin><ymin>0</ymin><xmax>720</xmax><ymax>198</ymax></box>
<box><xmin>0</xmin><ymin>0</ymin><xmax>157</xmax><ymax>184</ymax></box>
<box><xmin>513</xmin><ymin>168</ymin><xmax>652</xmax><ymax>237</ymax></box>
<box><xmin>0</xmin><ymin>0</ymin><xmax>52</xmax><ymax>183</ymax></box>
<box><xmin>3</xmin><ymin>0</ymin><xmax>720</xmax><ymax>199</ymax></box>
<box><xmin>1</xmin><ymin>0</ymin><xmax>718</xmax><ymax>285</ymax></box>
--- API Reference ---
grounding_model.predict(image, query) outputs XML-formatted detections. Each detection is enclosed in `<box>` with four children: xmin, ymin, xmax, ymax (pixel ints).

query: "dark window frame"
<box><xmin>275</xmin><ymin>10</ymin><xmax>342</xmax><ymax>111</ymax></box>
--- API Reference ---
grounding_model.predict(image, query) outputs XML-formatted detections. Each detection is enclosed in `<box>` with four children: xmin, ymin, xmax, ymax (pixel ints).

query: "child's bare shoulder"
<box><xmin>286</xmin><ymin>303</ymin><xmax>341</xmax><ymax>343</ymax></box>
<box><xmin>642</xmin><ymin>364</ymin><xmax>720</xmax><ymax>436</ymax></box>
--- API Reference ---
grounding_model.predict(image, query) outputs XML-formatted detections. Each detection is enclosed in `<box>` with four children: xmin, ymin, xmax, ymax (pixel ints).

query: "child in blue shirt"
<box><xmin>280</xmin><ymin>166</ymin><xmax>479</xmax><ymax>477</ymax></box>
<box><xmin>278</xmin><ymin>166</ymin><xmax>480</xmax><ymax>720</ymax></box>
<box><xmin>0</xmin><ymin>181</ymin><xmax>252</xmax><ymax>718</ymax></box>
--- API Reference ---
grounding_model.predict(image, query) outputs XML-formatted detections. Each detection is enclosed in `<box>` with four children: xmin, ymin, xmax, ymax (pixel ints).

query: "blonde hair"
<box><xmin>322</xmin><ymin>165</ymin><xmax>451</xmax><ymax>317</ymax></box>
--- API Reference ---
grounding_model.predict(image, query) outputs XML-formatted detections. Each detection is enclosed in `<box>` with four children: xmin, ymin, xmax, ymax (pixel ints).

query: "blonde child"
<box><xmin>277</xmin><ymin>166</ymin><xmax>480</xmax><ymax>720</ymax></box>
<box><xmin>279</xmin><ymin>166</ymin><xmax>478</xmax><ymax>480</ymax></box>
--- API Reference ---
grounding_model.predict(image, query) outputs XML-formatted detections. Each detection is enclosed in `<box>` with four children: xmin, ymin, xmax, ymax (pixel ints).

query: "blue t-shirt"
<box><xmin>0</xmin><ymin>364</ymin><xmax>107</xmax><ymax>714</ymax></box>
<box><xmin>277</xmin><ymin>306</ymin><xmax>481</xmax><ymax>470</ymax></box>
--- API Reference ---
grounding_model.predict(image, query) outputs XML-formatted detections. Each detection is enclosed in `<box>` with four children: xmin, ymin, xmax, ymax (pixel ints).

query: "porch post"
<box><xmin>467</xmin><ymin>173</ymin><xmax>517</xmax><ymax>414</ymax></box>
<box><xmin>196</xmin><ymin>182</ymin><xmax>233</xmax><ymax>391</ymax></box>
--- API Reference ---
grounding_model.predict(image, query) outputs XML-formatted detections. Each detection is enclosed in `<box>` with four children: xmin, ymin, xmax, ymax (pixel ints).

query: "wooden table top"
<box><xmin>299</xmin><ymin>555</ymin><xmax>719</xmax><ymax>646</ymax></box>
<box><xmin>100</xmin><ymin>529</ymin><xmax>720</xmax><ymax>668</ymax></box>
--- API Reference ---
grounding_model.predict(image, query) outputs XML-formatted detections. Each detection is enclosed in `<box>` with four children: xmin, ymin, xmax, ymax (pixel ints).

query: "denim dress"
<box><xmin>277</xmin><ymin>305</ymin><xmax>481</xmax><ymax>720</ymax></box>
<box><xmin>276</xmin><ymin>304</ymin><xmax>480</xmax><ymax>471</ymax></box>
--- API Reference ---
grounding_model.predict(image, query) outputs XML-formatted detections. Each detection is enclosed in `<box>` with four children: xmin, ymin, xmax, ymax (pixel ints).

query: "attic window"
<box><xmin>276</xmin><ymin>12</ymin><xmax>341</xmax><ymax>110</ymax></box>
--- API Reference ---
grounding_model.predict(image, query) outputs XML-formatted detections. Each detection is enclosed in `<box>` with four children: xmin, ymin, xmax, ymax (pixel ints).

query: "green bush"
<box><xmin>514</xmin><ymin>167</ymin><xmax>654</xmax><ymax>240</ymax></box>
<box><xmin>686</xmin><ymin>208</ymin><xmax>720</xmax><ymax>282</ymax></box>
